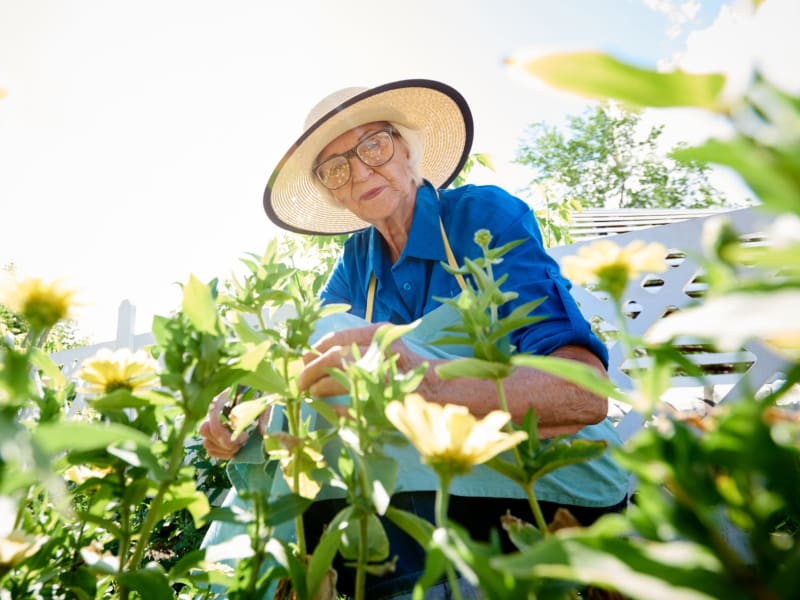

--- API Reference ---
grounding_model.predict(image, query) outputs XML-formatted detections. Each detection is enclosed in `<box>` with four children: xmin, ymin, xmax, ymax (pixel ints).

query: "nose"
<box><xmin>349</xmin><ymin>155</ymin><xmax>373</xmax><ymax>182</ymax></box>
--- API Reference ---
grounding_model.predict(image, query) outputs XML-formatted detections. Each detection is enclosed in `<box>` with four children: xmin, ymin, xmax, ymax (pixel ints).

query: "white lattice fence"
<box><xmin>550</xmin><ymin>206</ymin><xmax>789</xmax><ymax>440</ymax></box>
<box><xmin>49</xmin><ymin>299</ymin><xmax>154</xmax><ymax>380</ymax></box>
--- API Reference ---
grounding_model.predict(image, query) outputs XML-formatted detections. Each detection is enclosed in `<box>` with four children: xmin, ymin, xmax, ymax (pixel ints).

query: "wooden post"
<box><xmin>115</xmin><ymin>300</ymin><xmax>136</xmax><ymax>349</ymax></box>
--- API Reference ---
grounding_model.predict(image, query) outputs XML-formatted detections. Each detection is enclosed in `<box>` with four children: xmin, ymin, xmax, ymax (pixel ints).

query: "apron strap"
<box><xmin>439</xmin><ymin>217</ymin><xmax>468</xmax><ymax>291</ymax></box>
<box><xmin>365</xmin><ymin>272</ymin><xmax>377</xmax><ymax>323</ymax></box>
<box><xmin>365</xmin><ymin>215</ymin><xmax>466</xmax><ymax>323</ymax></box>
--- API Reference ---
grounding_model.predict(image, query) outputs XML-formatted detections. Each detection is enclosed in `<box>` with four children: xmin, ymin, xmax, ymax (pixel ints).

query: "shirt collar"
<box><xmin>404</xmin><ymin>181</ymin><xmax>447</xmax><ymax>261</ymax></box>
<box><xmin>363</xmin><ymin>181</ymin><xmax>446</xmax><ymax>281</ymax></box>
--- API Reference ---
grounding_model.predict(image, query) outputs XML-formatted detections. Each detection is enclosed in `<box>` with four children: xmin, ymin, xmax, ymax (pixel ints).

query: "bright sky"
<box><xmin>0</xmin><ymin>0</ymin><xmax>793</xmax><ymax>342</ymax></box>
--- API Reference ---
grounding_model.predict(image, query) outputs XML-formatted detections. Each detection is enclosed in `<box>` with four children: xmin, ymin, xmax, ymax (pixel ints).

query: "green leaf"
<box><xmin>503</xmin><ymin>516</ymin><xmax>545</xmax><ymax>550</ymax></box>
<box><xmin>435</xmin><ymin>524</ymin><xmax>528</xmax><ymax>599</ymax></box>
<box><xmin>363</xmin><ymin>454</ymin><xmax>398</xmax><ymax>515</ymax></box>
<box><xmin>33</xmin><ymin>422</ymin><xmax>152</xmax><ymax>455</ymax></box>
<box><xmin>75</xmin><ymin>512</ymin><xmax>125</xmax><ymax>540</ymax></box>
<box><xmin>264</xmin><ymin>493</ymin><xmax>314</xmax><ymax>527</ymax></box>
<box><xmin>673</xmin><ymin>138</ymin><xmax>800</xmax><ymax>214</ymax></box>
<box><xmin>307</xmin><ymin>506</ymin><xmax>351</xmax><ymax>598</ymax></box>
<box><xmin>385</xmin><ymin>506</ymin><xmax>435</xmax><ymax>547</ymax></box>
<box><xmin>266</xmin><ymin>537</ymin><xmax>308</xmax><ymax>599</ymax></box>
<box><xmin>158</xmin><ymin>480</ymin><xmax>211</xmax><ymax>528</ymax></box>
<box><xmin>306</xmin><ymin>398</ymin><xmax>340</xmax><ymax>426</ymax></box>
<box><xmin>525</xmin><ymin>438</ymin><xmax>608</xmax><ymax>481</ymax></box>
<box><xmin>511</xmin><ymin>354</ymin><xmax>630</xmax><ymax>403</ymax></box>
<box><xmin>105</xmin><ymin>444</ymin><xmax>168</xmax><ymax>481</ymax></box>
<box><xmin>236</xmin><ymin>340</ymin><xmax>270</xmax><ymax>372</ymax></box>
<box><xmin>496</xmin><ymin>297</ymin><xmax>547</xmax><ymax>330</ymax></box>
<box><xmin>484</xmin><ymin>456</ymin><xmax>527</xmax><ymax>483</ymax></box>
<box><xmin>412</xmin><ymin>546</ymin><xmax>448</xmax><ymax>600</ymax></box>
<box><xmin>436</xmin><ymin>357</ymin><xmax>513</xmax><ymax>380</ymax></box>
<box><xmin>60</xmin><ymin>566</ymin><xmax>97</xmax><ymax>599</ymax></box>
<box><xmin>520</xmin><ymin>51</ymin><xmax>726</xmax><ymax>111</ymax></box>
<box><xmin>29</xmin><ymin>348</ymin><xmax>66</xmax><ymax>388</ymax></box>
<box><xmin>117</xmin><ymin>566</ymin><xmax>174</xmax><ymax>600</ymax></box>
<box><xmin>730</xmin><ymin>242</ymin><xmax>800</xmax><ymax>273</ymax></box>
<box><xmin>239</xmin><ymin>359</ymin><xmax>289</xmax><ymax>395</ymax></box>
<box><xmin>339</xmin><ymin>513</ymin><xmax>390</xmax><ymax>562</ymax></box>
<box><xmin>89</xmin><ymin>388</ymin><xmax>157</xmax><ymax>412</ymax></box>
<box><xmin>228</xmin><ymin>396</ymin><xmax>270</xmax><ymax>438</ymax></box>
<box><xmin>374</xmin><ymin>321</ymin><xmax>420</xmax><ymax>352</ymax></box>
<box><xmin>493</xmin><ymin>533</ymin><xmax>739</xmax><ymax>600</ymax></box>
<box><xmin>168</xmin><ymin>548</ymin><xmax>205</xmax><ymax>580</ymax></box>
<box><xmin>182</xmin><ymin>274</ymin><xmax>220</xmax><ymax>334</ymax></box>
<box><xmin>203</xmin><ymin>506</ymin><xmax>246</xmax><ymax>524</ymax></box>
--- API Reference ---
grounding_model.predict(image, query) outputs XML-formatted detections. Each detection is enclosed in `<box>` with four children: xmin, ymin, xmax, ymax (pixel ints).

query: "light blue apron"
<box><xmin>203</xmin><ymin>214</ymin><xmax>629</xmax><ymax>570</ymax></box>
<box><xmin>202</xmin><ymin>305</ymin><xmax>629</xmax><ymax>567</ymax></box>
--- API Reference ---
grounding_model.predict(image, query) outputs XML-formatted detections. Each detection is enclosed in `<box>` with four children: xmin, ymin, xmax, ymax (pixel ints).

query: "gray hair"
<box><xmin>390</xmin><ymin>122</ymin><xmax>424</xmax><ymax>185</ymax></box>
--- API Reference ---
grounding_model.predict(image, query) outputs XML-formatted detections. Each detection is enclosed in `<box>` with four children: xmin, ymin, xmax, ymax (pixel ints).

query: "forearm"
<box><xmin>414</xmin><ymin>345</ymin><xmax>609</xmax><ymax>437</ymax></box>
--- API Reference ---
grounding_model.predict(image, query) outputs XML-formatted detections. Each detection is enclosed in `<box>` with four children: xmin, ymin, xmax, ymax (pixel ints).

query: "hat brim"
<box><xmin>263</xmin><ymin>79</ymin><xmax>474</xmax><ymax>235</ymax></box>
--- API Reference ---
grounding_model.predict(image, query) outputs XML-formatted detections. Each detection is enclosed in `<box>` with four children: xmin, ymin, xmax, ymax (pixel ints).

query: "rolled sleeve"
<box><xmin>486</xmin><ymin>206</ymin><xmax>609</xmax><ymax>368</ymax></box>
<box><xmin>512</xmin><ymin>267</ymin><xmax>608</xmax><ymax>366</ymax></box>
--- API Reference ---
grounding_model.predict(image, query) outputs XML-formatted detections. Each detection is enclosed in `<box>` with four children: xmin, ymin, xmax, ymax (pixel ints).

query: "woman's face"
<box><xmin>316</xmin><ymin>122</ymin><xmax>418</xmax><ymax>226</ymax></box>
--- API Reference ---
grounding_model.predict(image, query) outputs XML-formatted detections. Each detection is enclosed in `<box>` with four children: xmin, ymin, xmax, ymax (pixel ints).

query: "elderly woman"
<box><xmin>202</xmin><ymin>79</ymin><xmax>628</xmax><ymax>599</ymax></box>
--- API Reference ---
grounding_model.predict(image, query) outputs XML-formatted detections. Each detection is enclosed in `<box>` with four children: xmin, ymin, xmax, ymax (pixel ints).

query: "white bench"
<box><xmin>549</xmin><ymin>206</ymin><xmax>791</xmax><ymax>441</ymax></box>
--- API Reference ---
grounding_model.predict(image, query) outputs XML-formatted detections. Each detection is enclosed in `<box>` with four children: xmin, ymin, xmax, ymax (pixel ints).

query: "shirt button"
<box><xmin>402</xmin><ymin>282</ymin><xmax>412</xmax><ymax>291</ymax></box>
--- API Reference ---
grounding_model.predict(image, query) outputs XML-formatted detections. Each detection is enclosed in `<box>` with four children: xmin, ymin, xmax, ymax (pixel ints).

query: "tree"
<box><xmin>450</xmin><ymin>152</ymin><xmax>495</xmax><ymax>188</ymax></box>
<box><xmin>515</xmin><ymin>103</ymin><xmax>732</xmax><ymax>209</ymax></box>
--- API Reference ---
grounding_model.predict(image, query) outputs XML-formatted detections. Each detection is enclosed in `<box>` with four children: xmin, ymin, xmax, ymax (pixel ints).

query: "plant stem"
<box><xmin>494</xmin><ymin>380</ymin><xmax>524</xmax><ymax>477</ymax></box>
<box><xmin>494</xmin><ymin>379</ymin><xmax>549</xmax><ymax>533</ymax></box>
<box><xmin>434</xmin><ymin>474</ymin><xmax>464</xmax><ymax>600</ymax></box>
<box><xmin>284</xmin><ymin>354</ymin><xmax>308</xmax><ymax>558</ymax></box>
<box><xmin>352</xmin><ymin>384</ymin><xmax>371</xmax><ymax>600</ymax></box>
<box><xmin>354</xmin><ymin>515</ymin><xmax>369</xmax><ymax>600</ymax></box>
<box><xmin>12</xmin><ymin>488</ymin><xmax>28</xmax><ymax>530</ymax></box>
<box><xmin>126</xmin><ymin>416</ymin><xmax>193</xmax><ymax>571</ymax></box>
<box><xmin>293</xmin><ymin>445</ymin><xmax>307</xmax><ymax>558</ymax></box>
<box><xmin>246</xmin><ymin>494</ymin><xmax>265</xmax><ymax>598</ymax></box>
<box><xmin>117</xmin><ymin>466</ymin><xmax>131</xmax><ymax>568</ymax></box>
<box><xmin>435</xmin><ymin>476</ymin><xmax>450</xmax><ymax>529</ymax></box>
<box><xmin>524</xmin><ymin>484</ymin><xmax>549</xmax><ymax>534</ymax></box>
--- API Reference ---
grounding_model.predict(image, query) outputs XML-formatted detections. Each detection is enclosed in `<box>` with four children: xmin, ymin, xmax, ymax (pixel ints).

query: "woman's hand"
<box><xmin>297</xmin><ymin>323</ymin><xmax>424</xmax><ymax>399</ymax></box>
<box><xmin>198</xmin><ymin>390</ymin><xmax>269</xmax><ymax>460</ymax></box>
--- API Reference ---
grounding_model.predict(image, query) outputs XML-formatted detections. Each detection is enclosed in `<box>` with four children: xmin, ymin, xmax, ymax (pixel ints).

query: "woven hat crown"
<box><xmin>304</xmin><ymin>87</ymin><xmax>368</xmax><ymax>130</ymax></box>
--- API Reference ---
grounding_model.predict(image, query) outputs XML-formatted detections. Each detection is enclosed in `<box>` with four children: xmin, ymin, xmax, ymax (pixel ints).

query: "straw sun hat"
<box><xmin>263</xmin><ymin>79</ymin><xmax>474</xmax><ymax>235</ymax></box>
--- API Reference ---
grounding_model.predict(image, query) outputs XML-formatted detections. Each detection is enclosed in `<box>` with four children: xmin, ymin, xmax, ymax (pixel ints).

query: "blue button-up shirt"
<box><xmin>321</xmin><ymin>181</ymin><xmax>608</xmax><ymax>365</ymax></box>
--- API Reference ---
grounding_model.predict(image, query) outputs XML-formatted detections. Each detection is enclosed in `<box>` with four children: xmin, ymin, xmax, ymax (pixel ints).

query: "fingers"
<box><xmin>209</xmin><ymin>390</ymin><xmax>231</xmax><ymax>415</ymax></box>
<box><xmin>257</xmin><ymin>405</ymin><xmax>272</xmax><ymax>436</ymax></box>
<box><xmin>298</xmin><ymin>345</ymin><xmax>348</xmax><ymax>392</ymax></box>
<box><xmin>308</xmin><ymin>374</ymin><xmax>349</xmax><ymax>398</ymax></box>
<box><xmin>304</xmin><ymin>324</ymin><xmax>383</xmax><ymax>364</ymax></box>
<box><xmin>198</xmin><ymin>390</ymin><xmax>249</xmax><ymax>460</ymax></box>
<box><xmin>202</xmin><ymin>436</ymin><xmax>246</xmax><ymax>460</ymax></box>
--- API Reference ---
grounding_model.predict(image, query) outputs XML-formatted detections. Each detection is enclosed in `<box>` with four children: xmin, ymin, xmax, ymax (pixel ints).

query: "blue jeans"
<box><xmin>303</xmin><ymin>492</ymin><xmax>626</xmax><ymax>598</ymax></box>
<box><xmin>380</xmin><ymin>576</ymin><xmax>483</xmax><ymax>599</ymax></box>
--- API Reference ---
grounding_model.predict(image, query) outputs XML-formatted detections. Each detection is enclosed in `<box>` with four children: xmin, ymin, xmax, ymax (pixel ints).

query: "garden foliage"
<box><xmin>2</xmin><ymin>5</ymin><xmax>799</xmax><ymax>597</ymax></box>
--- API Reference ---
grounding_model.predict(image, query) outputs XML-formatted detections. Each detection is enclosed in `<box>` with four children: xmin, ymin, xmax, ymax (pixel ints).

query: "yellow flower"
<box><xmin>63</xmin><ymin>464</ymin><xmax>113</xmax><ymax>486</ymax></box>
<box><xmin>385</xmin><ymin>393</ymin><xmax>528</xmax><ymax>477</ymax></box>
<box><xmin>561</xmin><ymin>240</ymin><xmax>667</xmax><ymax>299</ymax></box>
<box><xmin>0</xmin><ymin>531</ymin><xmax>44</xmax><ymax>568</ymax></box>
<box><xmin>77</xmin><ymin>348</ymin><xmax>159</xmax><ymax>396</ymax></box>
<box><xmin>0</xmin><ymin>276</ymin><xmax>76</xmax><ymax>332</ymax></box>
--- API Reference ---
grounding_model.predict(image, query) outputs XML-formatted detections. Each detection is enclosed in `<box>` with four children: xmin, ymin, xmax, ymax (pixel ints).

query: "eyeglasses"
<box><xmin>314</xmin><ymin>127</ymin><xmax>396</xmax><ymax>190</ymax></box>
